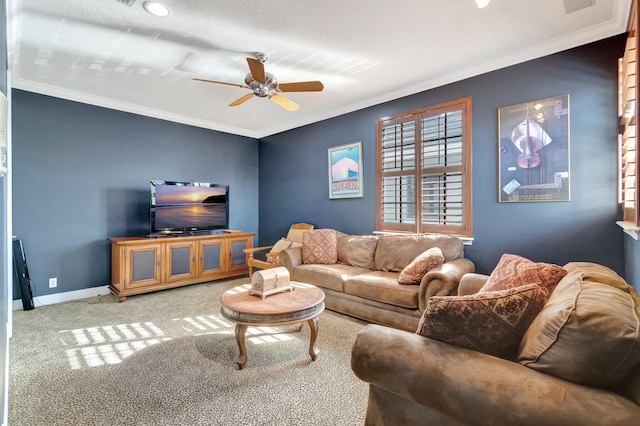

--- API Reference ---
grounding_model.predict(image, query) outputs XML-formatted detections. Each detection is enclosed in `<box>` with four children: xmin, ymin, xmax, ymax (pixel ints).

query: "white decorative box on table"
<box><xmin>249</xmin><ymin>267</ymin><xmax>294</xmax><ymax>299</ymax></box>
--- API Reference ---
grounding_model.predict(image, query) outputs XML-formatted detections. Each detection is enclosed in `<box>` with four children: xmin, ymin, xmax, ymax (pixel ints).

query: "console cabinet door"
<box><xmin>198</xmin><ymin>239</ymin><xmax>224</xmax><ymax>279</ymax></box>
<box><xmin>227</xmin><ymin>235</ymin><xmax>253</xmax><ymax>273</ymax></box>
<box><xmin>165</xmin><ymin>241</ymin><xmax>198</xmax><ymax>283</ymax></box>
<box><xmin>123</xmin><ymin>244</ymin><xmax>162</xmax><ymax>289</ymax></box>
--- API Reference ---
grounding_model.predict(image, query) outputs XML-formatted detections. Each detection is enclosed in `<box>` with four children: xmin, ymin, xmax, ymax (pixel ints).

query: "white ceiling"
<box><xmin>6</xmin><ymin>0</ymin><xmax>632</xmax><ymax>139</ymax></box>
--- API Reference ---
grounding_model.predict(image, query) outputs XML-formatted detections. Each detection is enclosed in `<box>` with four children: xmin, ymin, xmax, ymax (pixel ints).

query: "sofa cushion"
<box><xmin>374</xmin><ymin>234</ymin><xmax>463</xmax><ymax>272</ymax></box>
<box><xmin>302</xmin><ymin>229</ymin><xmax>338</xmax><ymax>264</ymax></box>
<box><xmin>291</xmin><ymin>263</ymin><xmax>370</xmax><ymax>293</ymax></box>
<box><xmin>398</xmin><ymin>247</ymin><xmax>445</xmax><ymax>285</ymax></box>
<box><xmin>337</xmin><ymin>235</ymin><xmax>378</xmax><ymax>269</ymax></box>
<box><xmin>481</xmin><ymin>253</ymin><xmax>567</xmax><ymax>293</ymax></box>
<box><xmin>416</xmin><ymin>283</ymin><xmax>554</xmax><ymax>360</ymax></box>
<box><xmin>344</xmin><ymin>271</ymin><xmax>419</xmax><ymax>309</ymax></box>
<box><xmin>517</xmin><ymin>262</ymin><xmax>640</xmax><ymax>392</ymax></box>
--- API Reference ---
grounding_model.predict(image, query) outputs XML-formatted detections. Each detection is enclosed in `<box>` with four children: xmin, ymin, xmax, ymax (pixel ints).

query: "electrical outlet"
<box><xmin>48</xmin><ymin>277</ymin><xmax>57</xmax><ymax>288</ymax></box>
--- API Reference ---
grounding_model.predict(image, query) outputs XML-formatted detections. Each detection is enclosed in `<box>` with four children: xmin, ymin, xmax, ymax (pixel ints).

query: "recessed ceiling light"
<box><xmin>143</xmin><ymin>2</ymin><xmax>171</xmax><ymax>17</ymax></box>
<box><xmin>475</xmin><ymin>0</ymin><xmax>491</xmax><ymax>8</ymax></box>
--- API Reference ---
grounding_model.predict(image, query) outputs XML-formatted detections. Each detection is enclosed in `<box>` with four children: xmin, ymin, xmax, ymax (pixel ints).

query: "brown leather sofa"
<box><xmin>351</xmin><ymin>262</ymin><xmax>640</xmax><ymax>425</ymax></box>
<box><xmin>279</xmin><ymin>232</ymin><xmax>474</xmax><ymax>332</ymax></box>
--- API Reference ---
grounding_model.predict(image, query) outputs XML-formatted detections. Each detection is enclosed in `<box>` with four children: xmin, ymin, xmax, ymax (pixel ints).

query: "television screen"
<box><xmin>150</xmin><ymin>180</ymin><xmax>229</xmax><ymax>234</ymax></box>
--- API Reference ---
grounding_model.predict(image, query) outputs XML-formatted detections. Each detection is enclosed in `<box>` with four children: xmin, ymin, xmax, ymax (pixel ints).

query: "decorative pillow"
<box><xmin>267</xmin><ymin>238</ymin><xmax>302</xmax><ymax>264</ymax></box>
<box><xmin>416</xmin><ymin>283</ymin><xmax>554</xmax><ymax>360</ymax></box>
<box><xmin>517</xmin><ymin>263</ymin><xmax>640</xmax><ymax>392</ymax></box>
<box><xmin>398</xmin><ymin>247</ymin><xmax>445</xmax><ymax>285</ymax></box>
<box><xmin>481</xmin><ymin>253</ymin><xmax>567</xmax><ymax>293</ymax></box>
<box><xmin>302</xmin><ymin>229</ymin><xmax>338</xmax><ymax>265</ymax></box>
<box><xmin>337</xmin><ymin>235</ymin><xmax>378</xmax><ymax>269</ymax></box>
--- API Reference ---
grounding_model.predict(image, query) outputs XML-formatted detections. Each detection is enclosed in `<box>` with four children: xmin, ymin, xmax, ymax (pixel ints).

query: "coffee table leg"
<box><xmin>307</xmin><ymin>316</ymin><xmax>320</xmax><ymax>361</ymax></box>
<box><xmin>235</xmin><ymin>324</ymin><xmax>248</xmax><ymax>369</ymax></box>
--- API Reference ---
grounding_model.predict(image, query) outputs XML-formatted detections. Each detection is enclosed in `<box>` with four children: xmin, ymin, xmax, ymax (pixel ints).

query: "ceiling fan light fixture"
<box><xmin>143</xmin><ymin>1</ymin><xmax>171</xmax><ymax>17</ymax></box>
<box><xmin>193</xmin><ymin>55</ymin><xmax>323</xmax><ymax>111</ymax></box>
<box><xmin>475</xmin><ymin>0</ymin><xmax>491</xmax><ymax>8</ymax></box>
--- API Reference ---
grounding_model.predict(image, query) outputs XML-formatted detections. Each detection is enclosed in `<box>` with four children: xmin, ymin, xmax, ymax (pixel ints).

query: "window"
<box><xmin>617</xmin><ymin>2</ymin><xmax>640</xmax><ymax>237</ymax></box>
<box><xmin>376</xmin><ymin>97</ymin><xmax>473</xmax><ymax>237</ymax></box>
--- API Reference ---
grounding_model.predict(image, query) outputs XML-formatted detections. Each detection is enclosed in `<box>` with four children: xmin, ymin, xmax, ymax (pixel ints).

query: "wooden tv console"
<box><xmin>110</xmin><ymin>232</ymin><xmax>255</xmax><ymax>302</ymax></box>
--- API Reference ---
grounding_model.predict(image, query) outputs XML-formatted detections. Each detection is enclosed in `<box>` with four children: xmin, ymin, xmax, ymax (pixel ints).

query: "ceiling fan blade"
<box><xmin>278</xmin><ymin>81</ymin><xmax>324</xmax><ymax>92</ymax></box>
<box><xmin>270</xmin><ymin>93</ymin><xmax>299</xmax><ymax>111</ymax></box>
<box><xmin>246</xmin><ymin>57</ymin><xmax>266</xmax><ymax>84</ymax></box>
<box><xmin>229</xmin><ymin>93</ymin><xmax>254</xmax><ymax>107</ymax></box>
<box><xmin>193</xmin><ymin>78</ymin><xmax>245</xmax><ymax>89</ymax></box>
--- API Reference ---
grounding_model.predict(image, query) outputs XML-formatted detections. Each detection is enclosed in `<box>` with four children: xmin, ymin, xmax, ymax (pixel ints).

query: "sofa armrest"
<box><xmin>351</xmin><ymin>324</ymin><xmax>640</xmax><ymax>426</ymax></box>
<box><xmin>278</xmin><ymin>247</ymin><xmax>303</xmax><ymax>273</ymax></box>
<box><xmin>418</xmin><ymin>258</ymin><xmax>474</xmax><ymax>311</ymax></box>
<box><xmin>457</xmin><ymin>272</ymin><xmax>490</xmax><ymax>296</ymax></box>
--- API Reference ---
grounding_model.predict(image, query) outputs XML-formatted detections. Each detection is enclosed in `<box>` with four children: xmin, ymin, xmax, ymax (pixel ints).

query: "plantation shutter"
<box><xmin>420</xmin><ymin>109</ymin><xmax>464</xmax><ymax>233</ymax></box>
<box><xmin>376</xmin><ymin>98</ymin><xmax>472</xmax><ymax>237</ymax></box>
<box><xmin>378</xmin><ymin>116</ymin><xmax>417</xmax><ymax>231</ymax></box>
<box><xmin>618</xmin><ymin>7</ymin><xmax>640</xmax><ymax>231</ymax></box>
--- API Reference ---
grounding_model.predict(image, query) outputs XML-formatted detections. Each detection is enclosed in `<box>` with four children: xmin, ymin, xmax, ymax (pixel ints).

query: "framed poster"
<box><xmin>498</xmin><ymin>94</ymin><xmax>570</xmax><ymax>202</ymax></box>
<box><xmin>328</xmin><ymin>141</ymin><xmax>363</xmax><ymax>199</ymax></box>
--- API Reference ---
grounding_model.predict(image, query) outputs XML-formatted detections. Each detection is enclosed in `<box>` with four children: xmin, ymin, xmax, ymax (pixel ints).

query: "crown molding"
<box><xmin>11</xmin><ymin>79</ymin><xmax>264</xmax><ymax>139</ymax></box>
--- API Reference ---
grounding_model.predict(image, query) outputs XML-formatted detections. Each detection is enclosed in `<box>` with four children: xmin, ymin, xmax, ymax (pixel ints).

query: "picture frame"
<box><xmin>328</xmin><ymin>141</ymin><xmax>363</xmax><ymax>199</ymax></box>
<box><xmin>498</xmin><ymin>94</ymin><xmax>570</xmax><ymax>202</ymax></box>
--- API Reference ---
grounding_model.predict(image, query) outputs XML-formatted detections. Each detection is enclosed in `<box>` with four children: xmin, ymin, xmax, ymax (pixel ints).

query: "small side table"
<box><xmin>220</xmin><ymin>283</ymin><xmax>325</xmax><ymax>369</ymax></box>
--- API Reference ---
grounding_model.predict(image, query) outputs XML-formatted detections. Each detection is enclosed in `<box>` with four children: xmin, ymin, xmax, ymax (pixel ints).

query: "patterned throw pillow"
<box><xmin>416</xmin><ymin>283</ymin><xmax>554</xmax><ymax>360</ymax></box>
<box><xmin>398</xmin><ymin>247</ymin><xmax>445</xmax><ymax>285</ymax></box>
<box><xmin>481</xmin><ymin>253</ymin><xmax>567</xmax><ymax>293</ymax></box>
<box><xmin>302</xmin><ymin>229</ymin><xmax>338</xmax><ymax>264</ymax></box>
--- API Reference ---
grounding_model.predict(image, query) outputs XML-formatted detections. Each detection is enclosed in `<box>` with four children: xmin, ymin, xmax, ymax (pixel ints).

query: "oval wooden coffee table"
<box><xmin>220</xmin><ymin>283</ymin><xmax>325</xmax><ymax>369</ymax></box>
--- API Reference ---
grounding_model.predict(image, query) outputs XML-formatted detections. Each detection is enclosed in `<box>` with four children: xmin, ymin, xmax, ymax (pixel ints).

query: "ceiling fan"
<box><xmin>193</xmin><ymin>52</ymin><xmax>324</xmax><ymax>111</ymax></box>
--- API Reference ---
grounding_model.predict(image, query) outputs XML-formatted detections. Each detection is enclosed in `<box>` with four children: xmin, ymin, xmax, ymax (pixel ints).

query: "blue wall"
<box><xmin>260</xmin><ymin>35</ymin><xmax>629</xmax><ymax>278</ymax></box>
<box><xmin>12</xmin><ymin>90</ymin><xmax>259</xmax><ymax>298</ymax></box>
<box><xmin>626</xmin><ymin>234</ymin><xmax>640</xmax><ymax>287</ymax></box>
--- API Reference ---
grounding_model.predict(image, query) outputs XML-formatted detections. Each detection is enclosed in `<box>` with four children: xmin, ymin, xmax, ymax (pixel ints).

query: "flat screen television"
<box><xmin>150</xmin><ymin>180</ymin><xmax>229</xmax><ymax>235</ymax></box>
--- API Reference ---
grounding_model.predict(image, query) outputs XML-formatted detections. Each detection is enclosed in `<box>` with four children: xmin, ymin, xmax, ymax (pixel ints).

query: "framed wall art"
<box><xmin>498</xmin><ymin>94</ymin><xmax>570</xmax><ymax>202</ymax></box>
<box><xmin>328</xmin><ymin>141</ymin><xmax>363</xmax><ymax>199</ymax></box>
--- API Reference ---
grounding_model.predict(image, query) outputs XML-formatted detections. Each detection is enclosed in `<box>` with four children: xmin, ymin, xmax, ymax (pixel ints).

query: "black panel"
<box><xmin>12</xmin><ymin>238</ymin><xmax>34</xmax><ymax>310</ymax></box>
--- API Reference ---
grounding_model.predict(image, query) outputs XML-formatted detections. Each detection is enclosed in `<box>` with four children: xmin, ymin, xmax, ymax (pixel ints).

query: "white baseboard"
<box><xmin>12</xmin><ymin>285</ymin><xmax>111</xmax><ymax>311</ymax></box>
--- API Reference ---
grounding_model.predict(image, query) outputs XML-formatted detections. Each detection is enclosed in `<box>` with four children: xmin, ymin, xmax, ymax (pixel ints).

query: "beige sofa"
<box><xmin>279</xmin><ymin>232</ymin><xmax>475</xmax><ymax>332</ymax></box>
<box><xmin>351</xmin><ymin>262</ymin><xmax>640</xmax><ymax>425</ymax></box>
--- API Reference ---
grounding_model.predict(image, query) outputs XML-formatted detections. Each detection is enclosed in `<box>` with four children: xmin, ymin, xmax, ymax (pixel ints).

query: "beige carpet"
<box><xmin>9</xmin><ymin>278</ymin><xmax>369</xmax><ymax>425</ymax></box>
